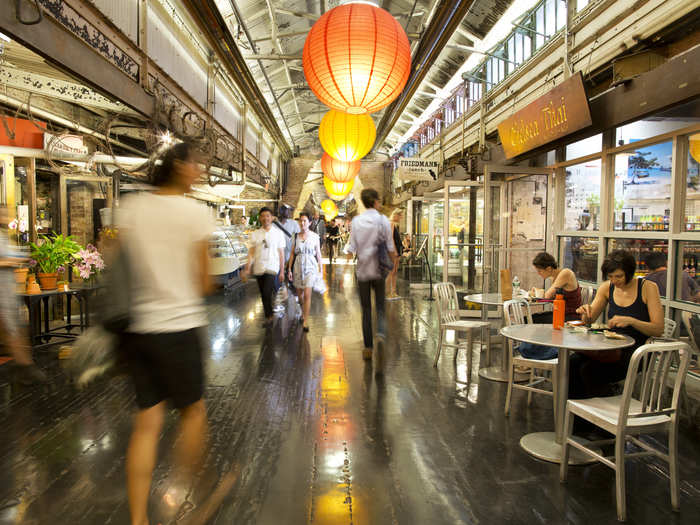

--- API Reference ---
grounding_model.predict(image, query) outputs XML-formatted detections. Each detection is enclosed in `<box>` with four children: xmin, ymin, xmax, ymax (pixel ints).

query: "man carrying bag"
<box><xmin>346</xmin><ymin>189</ymin><xmax>397</xmax><ymax>373</ymax></box>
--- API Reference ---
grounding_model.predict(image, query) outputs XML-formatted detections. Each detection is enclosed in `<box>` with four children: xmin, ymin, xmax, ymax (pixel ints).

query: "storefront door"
<box><xmin>59</xmin><ymin>174</ymin><xmax>113</xmax><ymax>247</ymax></box>
<box><xmin>442</xmin><ymin>181</ymin><xmax>503</xmax><ymax>292</ymax></box>
<box><xmin>484</xmin><ymin>165</ymin><xmax>554</xmax><ymax>294</ymax></box>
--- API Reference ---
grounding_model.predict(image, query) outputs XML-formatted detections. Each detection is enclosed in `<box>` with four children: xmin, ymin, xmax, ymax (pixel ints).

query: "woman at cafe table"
<box><xmin>572</xmin><ymin>249</ymin><xmax>664</xmax><ymax>399</ymax></box>
<box><xmin>529</xmin><ymin>251</ymin><xmax>582</xmax><ymax>322</ymax></box>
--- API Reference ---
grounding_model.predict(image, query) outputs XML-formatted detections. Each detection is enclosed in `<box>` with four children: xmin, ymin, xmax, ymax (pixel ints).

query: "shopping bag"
<box><xmin>67</xmin><ymin>325</ymin><xmax>120</xmax><ymax>388</ymax></box>
<box><xmin>312</xmin><ymin>273</ymin><xmax>327</xmax><ymax>295</ymax></box>
<box><xmin>68</xmin><ymin>243</ymin><xmax>131</xmax><ymax>386</ymax></box>
<box><xmin>286</xmin><ymin>286</ymin><xmax>302</xmax><ymax>320</ymax></box>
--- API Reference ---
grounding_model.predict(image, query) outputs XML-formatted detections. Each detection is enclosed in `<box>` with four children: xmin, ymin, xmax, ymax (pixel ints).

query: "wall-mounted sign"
<box><xmin>396</xmin><ymin>158</ymin><xmax>440</xmax><ymax>182</ymax></box>
<box><xmin>497</xmin><ymin>72</ymin><xmax>592</xmax><ymax>159</ymax></box>
<box><xmin>44</xmin><ymin>133</ymin><xmax>88</xmax><ymax>156</ymax></box>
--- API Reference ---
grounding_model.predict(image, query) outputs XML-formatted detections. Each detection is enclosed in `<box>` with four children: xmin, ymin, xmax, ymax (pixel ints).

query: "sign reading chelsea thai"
<box><xmin>497</xmin><ymin>72</ymin><xmax>592</xmax><ymax>159</ymax></box>
<box><xmin>396</xmin><ymin>158</ymin><xmax>440</xmax><ymax>182</ymax></box>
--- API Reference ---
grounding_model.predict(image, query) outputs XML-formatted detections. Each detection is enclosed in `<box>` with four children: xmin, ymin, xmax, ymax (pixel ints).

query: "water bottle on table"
<box><xmin>512</xmin><ymin>276</ymin><xmax>521</xmax><ymax>297</ymax></box>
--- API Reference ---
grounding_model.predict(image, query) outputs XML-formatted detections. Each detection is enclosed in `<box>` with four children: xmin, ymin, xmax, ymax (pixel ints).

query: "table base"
<box><xmin>520</xmin><ymin>432</ymin><xmax>600</xmax><ymax>465</ymax></box>
<box><xmin>478</xmin><ymin>367</ymin><xmax>530</xmax><ymax>382</ymax></box>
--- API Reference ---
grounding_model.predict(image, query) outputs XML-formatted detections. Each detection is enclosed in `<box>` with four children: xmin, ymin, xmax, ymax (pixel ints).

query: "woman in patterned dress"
<box><xmin>287</xmin><ymin>212</ymin><xmax>323</xmax><ymax>332</ymax></box>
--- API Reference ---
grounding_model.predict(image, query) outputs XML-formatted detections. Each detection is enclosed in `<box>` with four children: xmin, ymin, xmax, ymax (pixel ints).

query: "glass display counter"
<box><xmin>208</xmin><ymin>226</ymin><xmax>248</xmax><ymax>285</ymax></box>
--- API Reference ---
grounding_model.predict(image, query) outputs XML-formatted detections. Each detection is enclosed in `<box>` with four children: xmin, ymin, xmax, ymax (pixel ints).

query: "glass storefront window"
<box><xmin>676</xmin><ymin>242</ymin><xmax>700</xmax><ymax>304</ymax></box>
<box><xmin>614</xmin><ymin>141</ymin><xmax>672</xmax><ymax>231</ymax></box>
<box><xmin>565</xmin><ymin>134</ymin><xmax>601</xmax><ymax>160</ymax></box>
<box><xmin>561</xmin><ymin>236</ymin><xmax>598</xmax><ymax>283</ymax></box>
<box><xmin>616</xmin><ymin>100</ymin><xmax>699</xmax><ymax>145</ymax></box>
<box><xmin>564</xmin><ymin>159</ymin><xmax>601</xmax><ymax>231</ymax></box>
<box><xmin>608</xmin><ymin>239</ymin><xmax>669</xmax><ymax>289</ymax></box>
<box><xmin>507</xmin><ymin>175</ymin><xmax>548</xmax><ymax>293</ymax></box>
<box><xmin>685</xmin><ymin>133</ymin><xmax>700</xmax><ymax>231</ymax></box>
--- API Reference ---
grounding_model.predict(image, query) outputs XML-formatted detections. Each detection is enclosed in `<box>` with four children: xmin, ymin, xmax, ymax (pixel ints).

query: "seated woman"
<box><xmin>571</xmin><ymin>249</ymin><xmax>663</xmax><ymax>399</ymax></box>
<box><xmin>529</xmin><ymin>252</ymin><xmax>582</xmax><ymax>323</ymax></box>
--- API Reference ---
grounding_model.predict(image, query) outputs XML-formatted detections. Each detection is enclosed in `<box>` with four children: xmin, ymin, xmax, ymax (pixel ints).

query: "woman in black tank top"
<box><xmin>570</xmin><ymin>250</ymin><xmax>664</xmax><ymax>399</ymax></box>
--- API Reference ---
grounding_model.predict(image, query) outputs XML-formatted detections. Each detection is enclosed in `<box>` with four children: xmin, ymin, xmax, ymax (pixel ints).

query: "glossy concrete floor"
<box><xmin>1</xmin><ymin>264</ymin><xmax>699</xmax><ymax>524</ymax></box>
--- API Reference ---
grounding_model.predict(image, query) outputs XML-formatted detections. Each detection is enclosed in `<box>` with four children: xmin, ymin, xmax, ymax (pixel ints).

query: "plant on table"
<box><xmin>30</xmin><ymin>233</ymin><xmax>82</xmax><ymax>290</ymax></box>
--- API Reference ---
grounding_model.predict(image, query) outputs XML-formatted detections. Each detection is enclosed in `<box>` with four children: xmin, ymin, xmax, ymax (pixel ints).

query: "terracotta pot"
<box><xmin>13</xmin><ymin>268</ymin><xmax>29</xmax><ymax>284</ymax></box>
<box><xmin>37</xmin><ymin>272</ymin><xmax>58</xmax><ymax>291</ymax></box>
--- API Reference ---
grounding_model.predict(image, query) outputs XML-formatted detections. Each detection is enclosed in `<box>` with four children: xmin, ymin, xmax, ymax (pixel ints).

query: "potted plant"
<box><xmin>73</xmin><ymin>244</ymin><xmax>105</xmax><ymax>285</ymax></box>
<box><xmin>30</xmin><ymin>234</ymin><xmax>82</xmax><ymax>290</ymax></box>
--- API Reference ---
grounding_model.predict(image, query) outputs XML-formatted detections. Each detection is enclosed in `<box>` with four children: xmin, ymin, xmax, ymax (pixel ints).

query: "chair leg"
<box><xmin>669</xmin><ymin>422</ymin><xmax>680</xmax><ymax>511</ymax></box>
<box><xmin>551</xmin><ymin>366</ymin><xmax>559</xmax><ymax>429</ymax></box>
<box><xmin>615</xmin><ymin>434</ymin><xmax>627</xmax><ymax>521</ymax></box>
<box><xmin>465</xmin><ymin>330</ymin><xmax>473</xmax><ymax>364</ymax></box>
<box><xmin>433</xmin><ymin>326</ymin><xmax>444</xmax><ymax>367</ymax></box>
<box><xmin>560</xmin><ymin>407</ymin><xmax>573</xmax><ymax>481</ymax></box>
<box><xmin>485</xmin><ymin>323</ymin><xmax>491</xmax><ymax>366</ymax></box>
<box><xmin>527</xmin><ymin>368</ymin><xmax>535</xmax><ymax>406</ymax></box>
<box><xmin>504</xmin><ymin>346</ymin><xmax>514</xmax><ymax>416</ymax></box>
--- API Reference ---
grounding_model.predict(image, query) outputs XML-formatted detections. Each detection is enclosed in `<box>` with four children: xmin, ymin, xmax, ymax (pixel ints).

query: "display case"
<box><xmin>208</xmin><ymin>226</ymin><xmax>248</xmax><ymax>283</ymax></box>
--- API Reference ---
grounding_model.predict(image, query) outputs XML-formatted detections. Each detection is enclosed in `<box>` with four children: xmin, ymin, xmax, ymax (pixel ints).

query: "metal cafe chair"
<box><xmin>560</xmin><ymin>341</ymin><xmax>691</xmax><ymax>522</ymax></box>
<box><xmin>433</xmin><ymin>282</ymin><xmax>490</xmax><ymax>373</ymax></box>
<box><xmin>503</xmin><ymin>298</ymin><xmax>559</xmax><ymax>416</ymax></box>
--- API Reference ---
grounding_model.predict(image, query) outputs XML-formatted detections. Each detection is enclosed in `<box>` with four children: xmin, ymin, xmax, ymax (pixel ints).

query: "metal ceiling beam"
<box><xmin>182</xmin><ymin>0</ymin><xmax>293</xmax><ymax>157</ymax></box>
<box><xmin>374</xmin><ymin>0</ymin><xmax>477</xmax><ymax>150</ymax></box>
<box><xmin>242</xmin><ymin>54</ymin><xmax>302</xmax><ymax>60</ymax></box>
<box><xmin>253</xmin><ymin>30</ymin><xmax>309</xmax><ymax>43</ymax></box>
<box><xmin>275</xmin><ymin>8</ymin><xmax>319</xmax><ymax>21</ymax></box>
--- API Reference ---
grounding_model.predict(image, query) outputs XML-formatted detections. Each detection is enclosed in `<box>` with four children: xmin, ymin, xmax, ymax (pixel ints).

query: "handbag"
<box><xmin>68</xmin><ymin>243</ymin><xmax>131</xmax><ymax>387</ymax></box>
<box><xmin>377</xmin><ymin>224</ymin><xmax>394</xmax><ymax>279</ymax></box>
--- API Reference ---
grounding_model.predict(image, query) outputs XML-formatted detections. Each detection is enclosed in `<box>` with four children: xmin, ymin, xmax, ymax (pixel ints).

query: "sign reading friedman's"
<box><xmin>396</xmin><ymin>158</ymin><xmax>440</xmax><ymax>182</ymax></box>
<box><xmin>497</xmin><ymin>72</ymin><xmax>592</xmax><ymax>159</ymax></box>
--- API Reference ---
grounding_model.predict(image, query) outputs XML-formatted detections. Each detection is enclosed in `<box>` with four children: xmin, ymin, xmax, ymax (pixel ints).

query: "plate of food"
<box><xmin>603</xmin><ymin>330</ymin><xmax>626</xmax><ymax>340</ymax></box>
<box><xmin>591</xmin><ymin>322</ymin><xmax>609</xmax><ymax>330</ymax></box>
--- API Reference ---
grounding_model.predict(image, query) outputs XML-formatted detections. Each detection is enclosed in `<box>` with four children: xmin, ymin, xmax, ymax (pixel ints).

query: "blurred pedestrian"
<box><xmin>310</xmin><ymin>211</ymin><xmax>326</xmax><ymax>252</ymax></box>
<box><xmin>118</xmin><ymin>142</ymin><xmax>215</xmax><ymax>525</ymax></box>
<box><xmin>386</xmin><ymin>209</ymin><xmax>404</xmax><ymax>299</ymax></box>
<box><xmin>327</xmin><ymin>218</ymin><xmax>340</xmax><ymax>263</ymax></box>
<box><xmin>276</xmin><ymin>204</ymin><xmax>299</xmax><ymax>266</ymax></box>
<box><xmin>346</xmin><ymin>189</ymin><xmax>397</xmax><ymax>370</ymax></box>
<box><xmin>287</xmin><ymin>212</ymin><xmax>323</xmax><ymax>332</ymax></box>
<box><xmin>0</xmin><ymin>206</ymin><xmax>46</xmax><ymax>384</ymax></box>
<box><xmin>243</xmin><ymin>207</ymin><xmax>285</xmax><ymax>326</ymax></box>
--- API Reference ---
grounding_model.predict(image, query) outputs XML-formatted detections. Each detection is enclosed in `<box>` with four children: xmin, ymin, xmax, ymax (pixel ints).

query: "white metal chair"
<box><xmin>433</xmin><ymin>282</ymin><xmax>490</xmax><ymax>371</ymax></box>
<box><xmin>580</xmin><ymin>285</ymin><xmax>594</xmax><ymax>306</ymax></box>
<box><xmin>663</xmin><ymin>317</ymin><xmax>678</xmax><ymax>339</ymax></box>
<box><xmin>560</xmin><ymin>341</ymin><xmax>691</xmax><ymax>521</ymax></box>
<box><xmin>503</xmin><ymin>298</ymin><xmax>559</xmax><ymax>416</ymax></box>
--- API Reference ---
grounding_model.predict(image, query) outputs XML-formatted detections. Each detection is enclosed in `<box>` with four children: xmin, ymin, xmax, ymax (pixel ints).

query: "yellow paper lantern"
<box><xmin>690</xmin><ymin>134</ymin><xmax>700</xmax><ymax>164</ymax></box>
<box><xmin>319</xmin><ymin>110</ymin><xmax>375</xmax><ymax>162</ymax></box>
<box><xmin>320</xmin><ymin>199</ymin><xmax>338</xmax><ymax>219</ymax></box>
<box><xmin>324</xmin><ymin>176</ymin><xmax>355</xmax><ymax>201</ymax></box>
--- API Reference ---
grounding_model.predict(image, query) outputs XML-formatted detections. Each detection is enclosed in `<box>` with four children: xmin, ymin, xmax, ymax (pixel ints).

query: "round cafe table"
<box><xmin>463</xmin><ymin>292</ymin><xmax>528</xmax><ymax>382</ymax></box>
<box><xmin>500</xmin><ymin>324</ymin><xmax>634</xmax><ymax>465</ymax></box>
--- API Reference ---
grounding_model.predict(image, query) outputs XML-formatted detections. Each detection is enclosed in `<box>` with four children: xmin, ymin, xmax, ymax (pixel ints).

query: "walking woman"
<box><xmin>287</xmin><ymin>212</ymin><xmax>323</xmax><ymax>332</ymax></box>
<box><xmin>386</xmin><ymin>209</ymin><xmax>403</xmax><ymax>299</ymax></box>
<box><xmin>118</xmin><ymin>141</ymin><xmax>215</xmax><ymax>525</ymax></box>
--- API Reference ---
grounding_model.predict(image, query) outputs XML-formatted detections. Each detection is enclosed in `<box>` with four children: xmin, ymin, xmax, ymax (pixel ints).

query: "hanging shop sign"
<box><xmin>396</xmin><ymin>158</ymin><xmax>440</xmax><ymax>182</ymax></box>
<box><xmin>497</xmin><ymin>72</ymin><xmax>592</xmax><ymax>159</ymax></box>
<box><xmin>44</xmin><ymin>133</ymin><xmax>88</xmax><ymax>156</ymax></box>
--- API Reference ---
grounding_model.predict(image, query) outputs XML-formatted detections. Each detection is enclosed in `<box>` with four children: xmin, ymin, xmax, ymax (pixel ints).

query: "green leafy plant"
<box><xmin>30</xmin><ymin>233</ymin><xmax>82</xmax><ymax>274</ymax></box>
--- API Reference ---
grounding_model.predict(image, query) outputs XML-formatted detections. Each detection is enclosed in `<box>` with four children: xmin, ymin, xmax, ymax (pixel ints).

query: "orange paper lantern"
<box><xmin>302</xmin><ymin>3</ymin><xmax>411</xmax><ymax>114</ymax></box>
<box><xmin>324</xmin><ymin>176</ymin><xmax>355</xmax><ymax>201</ymax></box>
<box><xmin>319</xmin><ymin>110</ymin><xmax>376</xmax><ymax>162</ymax></box>
<box><xmin>690</xmin><ymin>134</ymin><xmax>700</xmax><ymax>164</ymax></box>
<box><xmin>321</xmin><ymin>153</ymin><xmax>360</xmax><ymax>183</ymax></box>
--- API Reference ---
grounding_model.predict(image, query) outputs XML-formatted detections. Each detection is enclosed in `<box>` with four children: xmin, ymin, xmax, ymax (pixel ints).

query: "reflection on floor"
<box><xmin>1</xmin><ymin>263</ymin><xmax>699</xmax><ymax>524</ymax></box>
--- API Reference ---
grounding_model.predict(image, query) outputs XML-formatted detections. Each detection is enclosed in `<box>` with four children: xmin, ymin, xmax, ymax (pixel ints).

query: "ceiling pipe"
<box><xmin>373</xmin><ymin>0</ymin><xmax>476</xmax><ymax>152</ymax></box>
<box><xmin>182</xmin><ymin>0</ymin><xmax>293</xmax><ymax>158</ymax></box>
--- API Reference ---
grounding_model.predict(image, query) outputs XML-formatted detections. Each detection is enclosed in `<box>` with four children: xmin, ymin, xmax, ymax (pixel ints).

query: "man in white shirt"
<box><xmin>346</xmin><ymin>189</ymin><xmax>398</xmax><ymax>369</ymax></box>
<box><xmin>243</xmin><ymin>207</ymin><xmax>286</xmax><ymax>326</ymax></box>
<box><xmin>276</xmin><ymin>204</ymin><xmax>300</xmax><ymax>265</ymax></box>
